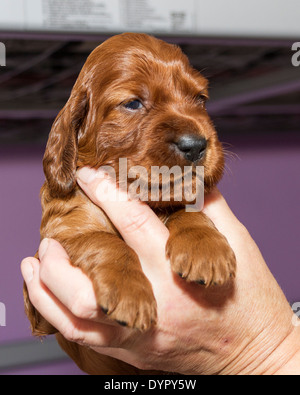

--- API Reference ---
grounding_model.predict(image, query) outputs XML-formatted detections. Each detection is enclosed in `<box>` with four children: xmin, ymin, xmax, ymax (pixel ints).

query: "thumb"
<box><xmin>76</xmin><ymin>167</ymin><xmax>169</xmax><ymax>269</ymax></box>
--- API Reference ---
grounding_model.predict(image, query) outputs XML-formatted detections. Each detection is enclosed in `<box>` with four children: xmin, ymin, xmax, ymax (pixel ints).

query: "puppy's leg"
<box><xmin>63</xmin><ymin>231</ymin><xmax>157</xmax><ymax>331</ymax></box>
<box><xmin>166</xmin><ymin>210</ymin><xmax>236</xmax><ymax>287</ymax></box>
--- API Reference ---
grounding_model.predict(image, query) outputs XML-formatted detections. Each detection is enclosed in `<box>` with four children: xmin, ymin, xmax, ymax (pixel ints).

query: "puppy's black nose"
<box><xmin>174</xmin><ymin>135</ymin><xmax>207</xmax><ymax>163</ymax></box>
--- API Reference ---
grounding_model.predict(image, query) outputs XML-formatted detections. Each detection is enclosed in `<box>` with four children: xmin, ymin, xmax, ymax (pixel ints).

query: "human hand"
<box><xmin>21</xmin><ymin>168</ymin><xmax>300</xmax><ymax>375</ymax></box>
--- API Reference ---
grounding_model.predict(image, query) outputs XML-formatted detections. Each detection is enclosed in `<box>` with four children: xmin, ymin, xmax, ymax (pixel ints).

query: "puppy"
<box><xmin>24</xmin><ymin>33</ymin><xmax>236</xmax><ymax>375</ymax></box>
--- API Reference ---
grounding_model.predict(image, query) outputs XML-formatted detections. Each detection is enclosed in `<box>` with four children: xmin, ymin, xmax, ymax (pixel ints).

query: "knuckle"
<box><xmin>119</xmin><ymin>207</ymin><xmax>150</xmax><ymax>234</ymax></box>
<box><xmin>70</xmin><ymin>296</ymin><xmax>86</xmax><ymax>319</ymax></box>
<box><xmin>61</xmin><ymin>320</ymin><xmax>84</xmax><ymax>344</ymax></box>
<box><xmin>27</xmin><ymin>286</ymin><xmax>40</xmax><ymax>309</ymax></box>
<box><xmin>70</xmin><ymin>289</ymin><xmax>96</xmax><ymax>320</ymax></box>
<box><xmin>39</xmin><ymin>256</ymin><xmax>51</xmax><ymax>284</ymax></box>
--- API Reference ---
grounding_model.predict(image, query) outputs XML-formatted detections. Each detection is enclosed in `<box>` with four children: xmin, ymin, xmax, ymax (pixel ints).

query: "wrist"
<box><xmin>215</xmin><ymin>306</ymin><xmax>300</xmax><ymax>375</ymax></box>
<box><xmin>234</xmin><ymin>320</ymin><xmax>300</xmax><ymax>375</ymax></box>
<box><xmin>271</xmin><ymin>326</ymin><xmax>300</xmax><ymax>375</ymax></box>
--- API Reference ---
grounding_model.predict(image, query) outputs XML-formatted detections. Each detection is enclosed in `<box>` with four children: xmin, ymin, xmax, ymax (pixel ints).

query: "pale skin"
<box><xmin>21</xmin><ymin>167</ymin><xmax>300</xmax><ymax>375</ymax></box>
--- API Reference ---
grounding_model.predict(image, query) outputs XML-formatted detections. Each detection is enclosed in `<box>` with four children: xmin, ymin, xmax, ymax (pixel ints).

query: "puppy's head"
<box><xmin>43</xmin><ymin>33</ymin><xmax>224</xmax><ymax>207</ymax></box>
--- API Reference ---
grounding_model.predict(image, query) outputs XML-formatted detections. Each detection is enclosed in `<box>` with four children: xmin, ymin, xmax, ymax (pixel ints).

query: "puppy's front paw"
<box><xmin>166</xmin><ymin>228</ymin><xmax>236</xmax><ymax>287</ymax></box>
<box><xmin>92</xmin><ymin>255</ymin><xmax>157</xmax><ymax>331</ymax></box>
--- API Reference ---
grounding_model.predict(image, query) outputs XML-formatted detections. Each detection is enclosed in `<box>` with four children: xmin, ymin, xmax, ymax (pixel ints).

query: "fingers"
<box><xmin>203</xmin><ymin>188</ymin><xmax>245</xmax><ymax>235</ymax></box>
<box><xmin>76</xmin><ymin>167</ymin><xmax>170</xmax><ymax>274</ymax></box>
<box><xmin>203</xmin><ymin>189</ymin><xmax>259</xmax><ymax>272</ymax></box>
<box><xmin>38</xmin><ymin>238</ymin><xmax>98</xmax><ymax>321</ymax></box>
<box><xmin>21</xmin><ymin>244</ymin><xmax>123</xmax><ymax>349</ymax></box>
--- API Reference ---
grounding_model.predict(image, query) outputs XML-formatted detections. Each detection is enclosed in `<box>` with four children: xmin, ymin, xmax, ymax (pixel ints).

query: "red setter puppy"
<box><xmin>24</xmin><ymin>33</ymin><xmax>236</xmax><ymax>375</ymax></box>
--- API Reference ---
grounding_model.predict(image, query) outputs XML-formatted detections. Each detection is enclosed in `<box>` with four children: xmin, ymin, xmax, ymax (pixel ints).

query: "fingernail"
<box><xmin>76</xmin><ymin>167</ymin><xmax>98</xmax><ymax>184</ymax></box>
<box><xmin>39</xmin><ymin>238</ymin><xmax>49</xmax><ymax>260</ymax></box>
<box><xmin>21</xmin><ymin>259</ymin><xmax>34</xmax><ymax>283</ymax></box>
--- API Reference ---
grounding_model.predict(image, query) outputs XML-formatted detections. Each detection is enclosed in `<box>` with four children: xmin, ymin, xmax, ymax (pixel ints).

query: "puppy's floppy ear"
<box><xmin>43</xmin><ymin>89</ymin><xmax>89</xmax><ymax>198</ymax></box>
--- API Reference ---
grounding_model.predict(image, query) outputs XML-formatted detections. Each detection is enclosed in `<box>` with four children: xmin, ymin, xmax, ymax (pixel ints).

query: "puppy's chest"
<box><xmin>40</xmin><ymin>187</ymin><xmax>115</xmax><ymax>238</ymax></box>
<box><xmin>41</xmin><ymin>186</ymin><xmax>170</xmax><ymax>240</ymax></box>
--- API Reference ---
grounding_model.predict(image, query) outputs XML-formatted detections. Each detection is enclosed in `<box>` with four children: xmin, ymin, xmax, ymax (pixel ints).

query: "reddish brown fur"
<box><xmin>23</xmin><ymin>33</ymin><xmax>236</xmax><ymax>375</ymax></box>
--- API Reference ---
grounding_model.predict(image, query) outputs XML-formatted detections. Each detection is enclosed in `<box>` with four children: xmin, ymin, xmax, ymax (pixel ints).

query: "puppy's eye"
<box><xmin>124</xmin><ymin>100</ymin><xmax>143</xmax><ymax>111</ymax></box>
<box><xmin>196</xmin><ymin>94</ymin><xmax>208</xmax><ymax>107</ymax></box>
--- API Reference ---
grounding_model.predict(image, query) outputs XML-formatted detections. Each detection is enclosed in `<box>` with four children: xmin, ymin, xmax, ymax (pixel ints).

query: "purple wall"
<box><xmin>0</xmin><ymin>146</ymin><xmax>44</xmax><ymax>342</ymax></box>
<box><xmin>0</xmin><ymin>145</ymin><xmax>83</xmax><ymax>374</ymax></box>
<box><xmin>0</xmin><ymin>134</ymin><xmax>299</xmax><ymax>374</ymax></box>
<box><xmin>219</xmin><ymin>135</ymin><xmax>300</xmax><ymax>303</ymax></box>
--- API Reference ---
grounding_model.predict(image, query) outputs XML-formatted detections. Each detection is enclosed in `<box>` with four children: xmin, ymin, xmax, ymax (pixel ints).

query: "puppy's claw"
<box><xmin>167</xmin><ymin>229</ymin><xmax>236</xmax><ymax>287</ymax></box>
<box><xmin>101</xmin><ymin>306</ymin><xmax>109</xmax><ymax>315</ymax></box>
<box><xmin>196</xmin><ymin>279</ymin><xmax>206</xmax><ymax>286</ymax></box>
<box><xmin>93</xmin><ymin>262</ymin><xmax>157</xmax><ymax>331</ymax></box>
<box><xmin>117</xmin><ymin>320</ymin><xmax>128</xmax><ymax>327</ymax></box>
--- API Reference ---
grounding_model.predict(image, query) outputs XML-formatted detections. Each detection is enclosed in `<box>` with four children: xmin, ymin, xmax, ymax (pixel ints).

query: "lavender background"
<box><xmin>0</xmin><ymin>130</ymin><xmax>299</xmax><ymax>374</ymax></box>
